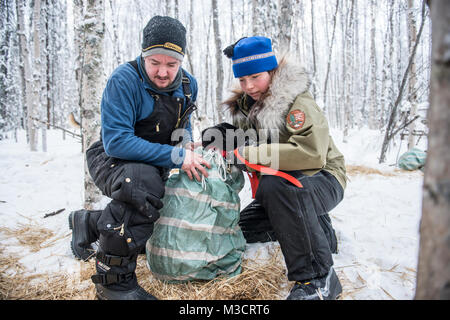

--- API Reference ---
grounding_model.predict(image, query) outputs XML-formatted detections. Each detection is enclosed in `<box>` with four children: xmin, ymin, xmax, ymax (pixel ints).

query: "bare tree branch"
<box><xmin>379</xmin><ymin>0</ymin><xmax>427</xmax><ymax>163</ymax></box>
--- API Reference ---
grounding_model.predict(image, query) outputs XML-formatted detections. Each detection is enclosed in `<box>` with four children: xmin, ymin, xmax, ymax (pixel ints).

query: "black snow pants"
<box><xmin>239</xmin><ymin>170</ymin><xmax>343</xmax><ymax>282</ymax></box>
<box><xmin>85</xmin><ymin>140</ymin><xmax>167</xmax><ymax>290</ymax></box>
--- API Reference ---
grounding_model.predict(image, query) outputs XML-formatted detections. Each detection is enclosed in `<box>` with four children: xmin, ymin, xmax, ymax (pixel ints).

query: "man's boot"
<box><xmin>68</xmin><ymin>209</ymin><xmax>101</xmax><ymax>260</ymax></box>
<box><xmin>286</xmin><ymin>267</ymin><xmax>342</xmax><ymax>300</ymax></box>
<box><xmin>90</xmin><ymin>250</ymin><xmax>157</xmax><ymax>300</ymax></box>
<box><xmin>94</xmin><ymin>283</ymin><xmax>156</xmax><ymax>300</ymax></box>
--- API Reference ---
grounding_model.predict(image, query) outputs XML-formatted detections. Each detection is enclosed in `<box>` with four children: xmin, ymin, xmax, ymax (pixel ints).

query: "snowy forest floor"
<box><xmin>0</xmin><ymin>129</ymin><xmax>424</xmax><ymax>300</ymax></box>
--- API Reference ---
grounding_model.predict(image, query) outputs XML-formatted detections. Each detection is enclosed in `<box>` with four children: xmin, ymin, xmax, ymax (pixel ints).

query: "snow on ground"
<box><xmin>331</xmin><ymin>128</ymin><xmax>424</xmax><ymax>299</ymax></box>
<box><xmin>0</xmin><ymin>128</ymin><xmax>425</xmax><ymax>299</ymax></box>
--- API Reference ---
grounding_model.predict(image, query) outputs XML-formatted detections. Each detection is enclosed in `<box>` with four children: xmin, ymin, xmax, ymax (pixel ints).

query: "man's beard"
<box><xmin>153</xmin><ymin>76</ymin><xmax>171</xmax><ymax>88</ymax></box>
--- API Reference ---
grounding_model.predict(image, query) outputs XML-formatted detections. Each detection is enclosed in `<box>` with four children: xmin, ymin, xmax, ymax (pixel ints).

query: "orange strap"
<box><xmin>247</xmin><ymin>171</ymin><xmax>260</xmax><ymax>199</ymax></box>
<box><xmin>233</xmin><ymin>148</ymin><xmax>303</xmax><ymax>188</ymax></box>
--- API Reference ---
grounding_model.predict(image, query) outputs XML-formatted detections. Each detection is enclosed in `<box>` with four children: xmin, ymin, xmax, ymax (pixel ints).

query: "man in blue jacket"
<box><xmin>69</xmin><ymin>16</ymin><xmax>210</xmax><ymax>300</ymax></box>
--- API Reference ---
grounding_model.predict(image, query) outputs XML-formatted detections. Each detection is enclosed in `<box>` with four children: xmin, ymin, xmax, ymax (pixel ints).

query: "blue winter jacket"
<box><xmin>101</xmin><ymin>56</ymin><xmax>198</xmax><ymax>168</ymax></box>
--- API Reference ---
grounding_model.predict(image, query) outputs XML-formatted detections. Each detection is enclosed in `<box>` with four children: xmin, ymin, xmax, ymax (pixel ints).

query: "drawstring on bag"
<box><xmin>201</xmin><ymin>148</ymin><xmax>228</xmax><ymax>190</ymax></box>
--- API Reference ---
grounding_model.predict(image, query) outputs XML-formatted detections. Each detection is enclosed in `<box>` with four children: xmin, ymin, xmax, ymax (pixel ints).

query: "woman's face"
<box><xmin>239</xmin><ymin>71</ymin><xmax>271</xmax><ymax>100</ymax></box>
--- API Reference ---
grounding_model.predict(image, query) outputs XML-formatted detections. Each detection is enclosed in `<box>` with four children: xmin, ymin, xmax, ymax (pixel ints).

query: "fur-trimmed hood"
<box><xmin>224</xmin><ymin>54</ymin><xmax>311</xmax><ymax>133</ymax></box>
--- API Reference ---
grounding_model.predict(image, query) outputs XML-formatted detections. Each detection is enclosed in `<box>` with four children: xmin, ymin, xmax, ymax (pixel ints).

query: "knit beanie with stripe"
<box><xmin>141</xmin><ymin>16</ymin><xmax>186</xmax><ymax>61</ymax></box>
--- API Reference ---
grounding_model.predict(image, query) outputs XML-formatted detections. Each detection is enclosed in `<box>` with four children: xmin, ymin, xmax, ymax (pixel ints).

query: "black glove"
<box><xmin>202</xmin><ymin>122</ymin><xmax>256</xmax><ymax>171</ymax></box>
<box><xmin>202</xmin><ymin>122</ymin><xmax>239</xmax><ymax>151</ymax></box>
<box><xmin>202</xmin><ymin>122</ymin><xmax>257</xmax><ymax>151</ymax></box>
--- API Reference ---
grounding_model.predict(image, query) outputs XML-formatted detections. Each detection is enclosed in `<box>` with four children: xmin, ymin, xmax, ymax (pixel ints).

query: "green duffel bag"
<box><xmin>146</xmin><ymin>148</ymin><xmax>246</xmax><ymax>282</ymax></box>
<box><xmin>397</xmin><ymin>147</ymin><xmax>426</xmax><ymax>171</ymax></box>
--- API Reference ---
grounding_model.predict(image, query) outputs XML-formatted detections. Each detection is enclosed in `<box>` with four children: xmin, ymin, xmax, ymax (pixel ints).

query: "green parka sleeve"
<box><xmin>241</xmin><ymin>92</ymin><xmax>330</xmax><ymax>171</ymax></box>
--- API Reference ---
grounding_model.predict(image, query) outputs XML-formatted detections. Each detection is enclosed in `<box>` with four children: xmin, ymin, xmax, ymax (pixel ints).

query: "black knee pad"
<box><xmin>97</xmin><ymin>200</ymin><xmax>132</xmax><ymax>256</ymax></box>
<box><xmin>99</xmin><ymin>230</ymin><xmax>130</xmax><ymax>257</ymax></box>
<box><xmin>239</xmin><ymin>200</ymin><xmax>277</xmax><ymax>243</ymax></box>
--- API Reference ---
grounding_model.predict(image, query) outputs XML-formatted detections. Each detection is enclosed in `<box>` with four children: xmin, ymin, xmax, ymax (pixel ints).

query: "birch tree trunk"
<box><xmin>252</xmin><ymin>0</ymin><xmax>264</xmax><ymax>36</ymax></box>
<box><xmin>204</xmin><ymin>14</ymin><xmax>213</xmax><ymax>123</ymax></box>
<box><xmin>40</xmin><ymin>0</ymin><xmax>48</xmax><ymax>152</ymax></box>
<box><xmin>380</xmin><ymin>1</ymin><xmax>394</xmax><ymax>128</ymax></box>
<box><xmin>278</xmin><ymin>0</ymin><xmax>292</xmax><ymax>52</ymax></box>
<box><xmin>174</xmin><ymin>0</ymin><xmax>179</xmax><ymax>19</ymax></box>
<box><xmin>185</xmin><ymin>0</ymin><xmax>195</xmax><ymax>75</ymax></box>
<box><xmin>289</xmin><ymin>0</ymin><xmax>300</xmax><ymax>61</ymax></box>
<box><xmin>343</xmin><ymin>0</ymin><xmax>355</xmax><ymax>142</ymax></box>
<box><xmin>360</xmin><ymin>2</ymin><xmax>368</xmax><ymax>127</ymax></box>
<box><xmin>0</xmin><ymin>0</ymin><xmax>12</xmax><ymax>135</ymax></box>
<box><xmin>75</xmin><ymin>0</ymin><xmax>106</xmax><ymax>208</ymax></box>
<box><xmin>6</xmin><ymin>0</ymin><xmax>23</xmax><ymax>137</ymax></box>
<box><xmin>368</xmin><ymin>0</ymin><xmax>378</xmax><ymax>130</ymax></box>
<box><xmin>415</xmin><ymin>0</ymin><xmax>450</xmax><ymax>300</ymax></box>
<box><xmin>28</xmin><ymin>0</ymin><xmax>42</xmax><ymax>152</ymax></box>
<box><xmin>352</xmin><ymin>0</ymin><xmax>362</xmax><ymax>128</ymax></box>
<box><xmin>310</xmin><ymin>0</ymin><xmax>317</xmax><ymax>99</ymax></box>
<box><xmin>212</xmin><ymin>0</ymin><xmax>224</xmax><ymax>123</ymax></box>
<box><xmin>407</xmin><ymin>0</ymin><xmax>418</xmax><ymax>149</ymax></box>
<box><xmin>338</xmin><ymin>0</ymin><xmax>347</xmax><ymax>131</ymax></box>
<box><xmin>266</xmin><ymin>1</ymin><xmax>278</xmax><ymax>49</ymax></box>
<box><xmin>45</xmin><ymin>0</ymin><xmax>51</xmax><ymax>129</ymax></box>
<box><xmin>108</xmin><ymin>0</ymin><xmax>121</xmax><ymax>68</ymax></box>
<box><xmin>73</xmin><ymin>0</ymin><xmax>83</xmax><ymax>133</ymax></box>
<box><xmin>387</xmin><ymin>4</ymin><xmax>396</xmax><ymax>127</ymax></box>
<box><xmin>323</xmin><ymin>0</ymin><xmax>339</xmax><ymax>115</ymax></box>
<box><xmin>15</xmin><ymin>1</ymin><xmax>26</xmax><ymax>132</ymax></box>
<box><xmin>226</xmin><ymin>0</ymin><xmax>236</xmax><ymax>87</ymax></box>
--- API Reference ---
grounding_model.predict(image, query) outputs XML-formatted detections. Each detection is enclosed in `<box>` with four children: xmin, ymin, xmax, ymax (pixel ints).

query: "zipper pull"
<box><xmin>113</xmin><ymin>223</ymin><xmax>125</xmax><ymax>236</ymax></box>
<box><xmin>156</xmin><ymin>122</ymin><xmax>160</xmax><ymax>132</ymax></box>
<box><xmin>175</xmin><ymin>103</ymin><xmax>182</xmax><ymax>128</ymax></box>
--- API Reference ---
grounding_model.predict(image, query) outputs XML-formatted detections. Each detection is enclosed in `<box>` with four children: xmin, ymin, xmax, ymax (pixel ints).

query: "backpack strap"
<box><xmin>181</xmin><ymin>70</ymin><xmax>192</xmax><ymax>100</ymax></box>
<box><xmin>128</xmin><ymin>60</ymin><xmax>142</xmax><ymax>82</ymax></box>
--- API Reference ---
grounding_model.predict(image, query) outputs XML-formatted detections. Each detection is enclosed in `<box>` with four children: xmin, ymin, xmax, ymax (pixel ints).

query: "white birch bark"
<box><xmin>407</xmin><ymin>0</ymin><xmax>418</xmax><ymax>149</ymax></box>
<box><xmin>310</xmin><ymin>0</ymin><xmax>317</xmax><ymax>99</ymax></box>
<box><xmin>29</xmin><ymin>0</ymin><xmax>42</xmax><ymax>152</ymax></box>
<box><xmin>343</xmin><ymin>0</ymin><xmax>355</xmax><ymax>142</ymax></box>
<box><xmin>212</xmin><ymin>0</ymin><xmax>224</xmax><ymax>123</ymax></box>
<box><xmin>16</xmin><ymin>0</ymin><xmax>37</xmax><ymax>150</ymax></box>
<box><xmin>323</xmin><ymin>0</ymin><xmax>339</xmax><ymax>116</ymax></box>
<box><xmin>368</xmin><ymin>0</ymin><xmax>378</xmax><ymax>130</ymax></box>
<box><xmin>278</xmin><ymin>0</ymin><xmax>293</xmax><ymax>52</ymax></box>
<box><xmin>380</xmin><ymin>0</ymin><xmax>394</xmax><ymax>128</ymax></box>
<box><xmin>75</xmin><ymin>0</ymin><xmax>106</xmax><ymax>208</ymax></box>
<box><xmin>108</xmin><ymin>0</ymin><xmax>121</xmax><ymax>68</ymax></box>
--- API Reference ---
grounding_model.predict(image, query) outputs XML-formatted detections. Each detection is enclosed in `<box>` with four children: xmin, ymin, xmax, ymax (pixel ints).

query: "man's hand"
<box><xmin>184</xmin><ymin>141</ymin><xmax>203</xmax><ymax>151</ymax></box>
<box><xmin>181</xmin><ymin>149</ymin><xmax>211</xmax><ymax>181</ymax></box>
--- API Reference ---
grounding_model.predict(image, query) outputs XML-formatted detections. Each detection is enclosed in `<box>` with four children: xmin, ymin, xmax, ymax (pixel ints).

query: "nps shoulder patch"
<box><xmin>286</xmin><ymin>110</ymin><xmax>306</xmax><ymax>130</ymax></box>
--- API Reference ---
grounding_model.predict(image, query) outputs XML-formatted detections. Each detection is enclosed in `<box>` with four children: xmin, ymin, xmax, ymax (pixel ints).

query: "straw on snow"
<box><xmin>346</xmin><ymin>165</ymin><xmax>401</xmax><ymax>177</ymax></box>
<box><xmin>0</xmin><ymin>225</ymin><xmax>291</xmax><ymax>300</ymax></box>
<box><xmin>137</xmin><ymin>245</ymin><xmax>290</xmax><ymax>300</ymax></box>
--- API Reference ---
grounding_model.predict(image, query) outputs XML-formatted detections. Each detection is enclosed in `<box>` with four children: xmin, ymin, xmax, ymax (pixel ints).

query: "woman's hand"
<box><xmin>181</xmin><ymin>149</ymin><xmax>211</xmax><ymax>181</ymax></box>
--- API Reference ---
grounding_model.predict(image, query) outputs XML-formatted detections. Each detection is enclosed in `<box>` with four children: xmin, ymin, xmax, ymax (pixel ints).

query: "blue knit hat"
<box><xmin>224</xmin><ymin>36</ymin><xmax>278</xmax><ymax>78</ymax></box>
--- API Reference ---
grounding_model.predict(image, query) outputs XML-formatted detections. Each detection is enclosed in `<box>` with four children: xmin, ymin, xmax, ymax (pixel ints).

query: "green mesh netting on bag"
<box><xmin>397</xmin><ymin>147</ymin><xmax>426</xmax><ymax>171</ymax></box>
<box><xmin>146</xmin><ymin>148</ymin><xmax>246</xmax><ymax>282</ymax></box>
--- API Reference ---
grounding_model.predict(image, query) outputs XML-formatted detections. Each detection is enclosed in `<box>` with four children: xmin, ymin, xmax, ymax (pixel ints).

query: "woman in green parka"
<box><xmin>217</xmin><ymin>36</ymin><xmax>347</xmax><ymax>300</ymax></box>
